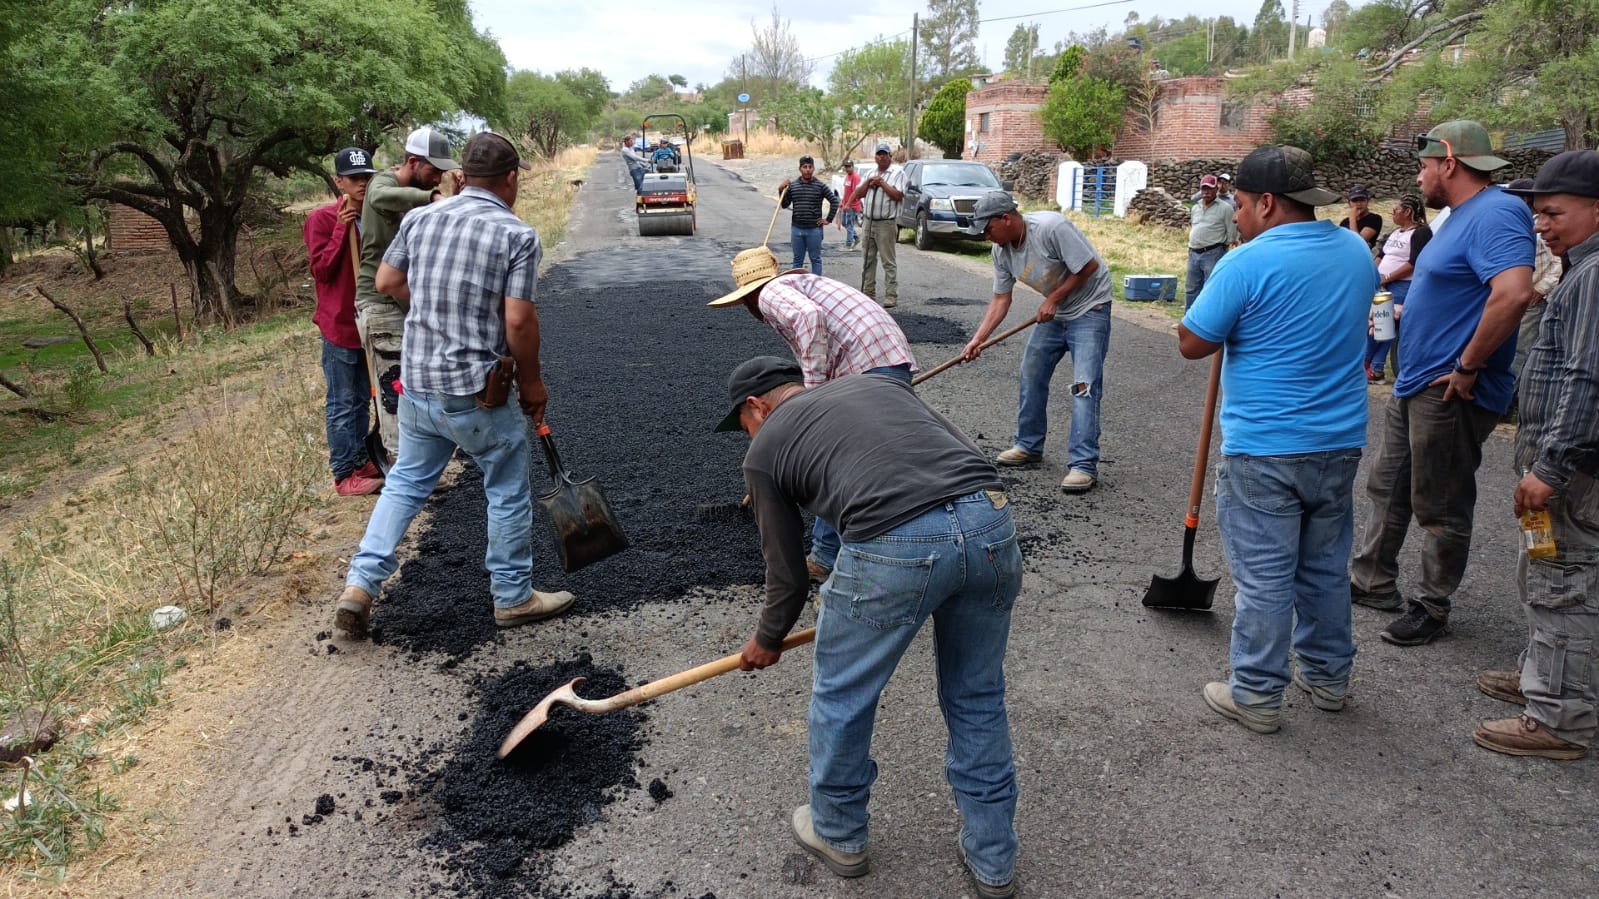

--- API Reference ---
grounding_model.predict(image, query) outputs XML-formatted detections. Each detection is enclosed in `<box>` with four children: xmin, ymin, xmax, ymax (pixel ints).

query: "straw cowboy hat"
<box><xmin>707</xmin><ymin>247</ymin><xmax>806</xmax><ymax>308</ymax></box>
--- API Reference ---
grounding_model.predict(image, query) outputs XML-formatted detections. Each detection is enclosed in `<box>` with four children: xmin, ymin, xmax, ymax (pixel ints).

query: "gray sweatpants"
<box><xmin>859</xmin><ymin>218</ymin><xmax>899</xmax><ymax>305</ymax></box>
<box><xmin>1349</xmin><ymin>386</ymin><xmax>1501</xmax><ymax>618</ymax></box>
<box><xmin>1515</xmin><ymin>470</ymin><xmax>1599</xmax><ymax>747</ymax></box>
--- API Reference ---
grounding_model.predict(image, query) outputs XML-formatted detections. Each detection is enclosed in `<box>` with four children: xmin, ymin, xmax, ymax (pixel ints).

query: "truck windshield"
<box><xmin>920</xmin><ymin>164</ymin><xmax>1001</xmax><ymax>188</ymax></box>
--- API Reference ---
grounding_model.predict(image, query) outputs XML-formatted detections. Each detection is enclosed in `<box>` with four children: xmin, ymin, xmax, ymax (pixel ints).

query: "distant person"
<box><xmin>962</xmin><ymin>191</ymin><xmax>1112</xmax><ymax>495</ymax></box>
<box><xmin>848</xmin><ymin>144</ymin><xmax>908</xmax><ymax>308</ymax></box>
<box><xmin>651</xmin><ymin>137</ymin><xmax>680</xmax><ymax>172</ymax></box>
<box><xmin>620</xmin><ymin>135</ymin><xmax>647</xmax><ymax>192</ymax></box>
<box><xmin>1365</xmin><ymin>195</ymin><xmax>1432</xmax><ymax>384</ymax></box>
<box><xmin>1339</xmin><ymin>185</ymin><xmax>1383</xmax><ymax>249</ymax></box>
<box><xmin>707</xmin><ymin>247</ymin><xmax>920</xmax><ymax>581</ymax></box>
<box><xmin>718</xmin><ymin>356</ymin><xmax>1022</xmax><ymax>899</ymax></box>
<box><xmin>1185</xmin><ymin>174</ymin><xmax>1238</xmax><ymax>310</ymax></box>
<box><xmin>335</xmin><ymin>133</ymin><xmax>572</xmax><ymax>638</ymax></box>
<box><xmin>303</xmin><ymin>147</ymin><xmax>384</xmax><ymax>496</ymax></box>
<box><xmin>837</xmin><ymin>159</ymin><xmax>863</xmax><ymax>249</ymax></box>
<box><xmin>1217</xmin><ymin>172</ymin><xmax>1236</xmax><ymax>207</ymax></box>
<box><xmin>1473</xmin><ymin>151</ymin><xmax>1599</xmax><ymax>761</ymax></box>
<box><xmin>778</xmin><ymin>156</ymin><xmax>838</xmax><ymax>276</ymax></box>
<box><xmin>1179</xmin><ymin>145</ymin><xmax>1377</xmax><ymax>734</ymax></box>
<box><xmin>1347</xmin><ymin>121</ymin><xmax>1535</xmax><ymax>647</ymax></box>
<box><xmin>1504</xmin><ymin>177</ymin><xmax>1566</xmax><ymax>409</ymax></box>
<box><xmin>356</xmin><ymin>126</ymin><xmax>460</xmax><ymax>466</ymax></box>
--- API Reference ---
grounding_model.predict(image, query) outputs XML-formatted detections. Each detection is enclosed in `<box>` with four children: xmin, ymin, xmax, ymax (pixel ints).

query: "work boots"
<box><xmin>1476</xmin><ymin>669</ymin><xmax>1526</xmax><ymax>705</ymax></box>
<box><xmin>1472</xmin><ymin>715</ymin><xmax>1587</xmax><ymax>760</ymax></box>
<box><xmin>333</xmin><ymin>585</ymin><xmax>373</xmax><ymax>639</ymax></box>
<box><xmin>494</xmin><ymin>590</ymin><xmax>575</xmax><ymax>628</ymax></box>
<box><xmin>790</xmin><ymin>805</ymin><xmax>869</xmax><ymax>878</ymax></box>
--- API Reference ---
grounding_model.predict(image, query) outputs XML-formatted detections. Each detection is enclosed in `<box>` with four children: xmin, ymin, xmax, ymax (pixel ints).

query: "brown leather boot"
<box><xmin>1475</xmin><ymin>669</ymin><xmax>1526</xmax><ymax>705</ymax></box>
<box><xmin>333</xmin><ymin>585</ymin><xmax>372</xmax><ymax>640</ymax></box>
<box><xmin>1472</xmin><ymin>715</ymin><xmax>1586</xmax><ymax>760</ymax></box>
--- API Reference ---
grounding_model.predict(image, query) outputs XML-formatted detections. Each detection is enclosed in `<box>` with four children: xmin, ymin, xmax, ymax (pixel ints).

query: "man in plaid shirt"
<box><xmin>709</xmin><ymin>247</ymin><xmax>919</xmax><ymax>579</ymax></box>
<box><xmin>333</xmin><ymin>132</ymin><xmax>574</xmax><ymax>639</ymax></box>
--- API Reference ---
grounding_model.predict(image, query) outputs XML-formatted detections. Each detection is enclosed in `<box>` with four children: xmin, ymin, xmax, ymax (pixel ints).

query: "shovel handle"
<box><xmin>589</xmin><ymin>627</ymin><xmax>818</xmax><ymax>714</ymax></box>
<box><xmin>912</xmin><ymin>319</ymin><xmax>1037</xmax><ymax>386</ymax></box>
<box><xmin>536</xmin><ymin>423</ymin><xmax>570</xmax><ymax>482</ymax></box>
<box><xmin>1185</xmin><ymin>352</ymin><xmax>1223</xmax><ymax>528</ymax></box>
<box><xmin>762</xmin><ymin>185</ymin><xmax>787</xmax><ymax>247</ymax></box>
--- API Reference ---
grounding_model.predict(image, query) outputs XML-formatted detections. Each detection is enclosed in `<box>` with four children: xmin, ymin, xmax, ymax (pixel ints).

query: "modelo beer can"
<box><xmin>1372</xmin><ymin>291</ymin><xmax>1396</xmax><ymax>341</ymax></box>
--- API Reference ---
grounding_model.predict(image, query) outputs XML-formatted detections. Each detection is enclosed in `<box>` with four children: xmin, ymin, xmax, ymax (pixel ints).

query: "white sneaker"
<box><xmin>1060</xmin><ymin>469</ymin><xmax>1096</xmax><ymax>493</ymax></box>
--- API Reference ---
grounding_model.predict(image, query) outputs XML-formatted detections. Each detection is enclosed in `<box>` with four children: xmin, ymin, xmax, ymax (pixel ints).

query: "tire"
<box><xmin>914</xmin><ymin>211</ymin><xmax>935</xmax><ymax>250</ymax></box>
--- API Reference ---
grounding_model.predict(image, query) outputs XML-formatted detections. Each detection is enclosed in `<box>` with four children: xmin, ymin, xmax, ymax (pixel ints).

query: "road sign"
<box><xmin>737</xmin><ymin>93</ymin><xmax>750</xmax><ymax>104</ymax></box>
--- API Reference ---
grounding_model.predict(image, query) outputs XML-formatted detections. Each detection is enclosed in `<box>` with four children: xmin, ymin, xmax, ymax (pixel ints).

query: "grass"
<box><xmin>0</xmin><ymin>152</ymin><xmax>594</xmax><ymax>879</ymax></box>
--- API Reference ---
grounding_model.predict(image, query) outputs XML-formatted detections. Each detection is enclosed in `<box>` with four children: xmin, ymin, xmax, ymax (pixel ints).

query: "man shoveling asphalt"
<box><xmin>718</xmin><ymin>356</ymin><xmax>1023</xmax><ymax>899</ymax></box>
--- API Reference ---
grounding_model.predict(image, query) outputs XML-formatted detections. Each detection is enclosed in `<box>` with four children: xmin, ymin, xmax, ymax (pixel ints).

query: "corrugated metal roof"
<box><xmin>1502</xmin><ymin>129</ymin><xmax>1565</xmax><ymax>152</ymax></box>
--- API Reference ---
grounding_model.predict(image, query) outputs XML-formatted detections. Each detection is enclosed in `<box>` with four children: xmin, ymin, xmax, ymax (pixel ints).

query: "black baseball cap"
<box><xmin>334</xmin><ymin>147</ymin><xmax>377</xmax><ymax>176</ymax></box>
<box><xmin>1504</xmin><ymin>150</ymin><xmax>1599</xmax><ymax>200</ymax></box>
<box><xmin>714</xmin><ymin>356</ymin><xmax>803</xmax><ymax>432</ymax></box>
<box><xmin>1347</xmin><ymin>184</ymin><xmax>1371</xmax><ymax>200</ymax></box>
<box><xmin>1234</xmin><ymin>145</ymin><xmax>1340</xmax><ymax>206</ymax></box>
<box><xmin>461</xmin><ymin>132</ymin><xmax>532</xmax><ymax>177</ymax></box>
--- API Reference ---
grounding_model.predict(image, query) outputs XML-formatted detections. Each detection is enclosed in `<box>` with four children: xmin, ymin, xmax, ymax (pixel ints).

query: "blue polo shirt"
<box><xmin>1393</xmin><ymin>187</ymin><xmax>1534</xmax><ymax>413</ymax></box>
<box><xmin>1183</xmin><ymin>220</ymin><xmax>1377</xmax><ymax>456</ymax></box>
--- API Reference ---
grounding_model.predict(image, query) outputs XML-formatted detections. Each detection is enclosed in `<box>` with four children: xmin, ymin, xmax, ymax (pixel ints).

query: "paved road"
<box><xmin>162</xmin><ymin>153</ymin><xmax>1595</xmax><ymax>898</ymax></box>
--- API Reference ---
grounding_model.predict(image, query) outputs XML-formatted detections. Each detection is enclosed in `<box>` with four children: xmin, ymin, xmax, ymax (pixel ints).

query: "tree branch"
<box><xmin>1365</xmin><ymin>12</ymin><xmax>1484</xmax><ymax>82</ymax></box>
<box><xmin>33</xmin><ymin>285</ymin><xmax>108</xmax><ymax>373</ymax></box>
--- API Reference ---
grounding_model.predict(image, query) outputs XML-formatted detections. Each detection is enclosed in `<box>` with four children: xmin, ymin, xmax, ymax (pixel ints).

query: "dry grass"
<box><xmin>739</xmin><ymin>131</ymin><xmax>820</xmax><ymax>160</ymax></box>
<box><xmin>516</xmin><ymin>145</ymin><xmax>598</xmax><ymax>249</ymax></box>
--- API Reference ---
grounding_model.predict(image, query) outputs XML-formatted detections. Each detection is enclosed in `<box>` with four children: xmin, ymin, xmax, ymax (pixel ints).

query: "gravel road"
<box><xmin>147</xmin><ymin>150</ymin><xmax>1597</xmax><ymax>899</ymax></box>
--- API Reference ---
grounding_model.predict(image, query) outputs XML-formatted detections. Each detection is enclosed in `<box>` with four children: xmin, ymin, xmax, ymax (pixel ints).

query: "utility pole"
<box><xmin>740</xmin><ymin>54</ymin><xmax>748</xmax><ymax>142</ymax></box>
<box><xmin>907</xmin><ymin>13</ymin><xmax>918</xmax><ymax>155</ymax></box>
<box><xmin>1288</xmin><ymin>0</ymin><xmax>1299</xmax><ymax>59</ymax></box>
<box><xmin>1207</xmin><ymin>18</ymin><xmax>1215</xmax><ymax>65</ymax></box>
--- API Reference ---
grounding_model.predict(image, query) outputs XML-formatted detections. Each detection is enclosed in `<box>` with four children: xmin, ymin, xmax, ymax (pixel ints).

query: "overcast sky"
<box><xmin>472</xmin><ymin>1</ymin><xmax>1341</xmax><ymax>95</ymax></box>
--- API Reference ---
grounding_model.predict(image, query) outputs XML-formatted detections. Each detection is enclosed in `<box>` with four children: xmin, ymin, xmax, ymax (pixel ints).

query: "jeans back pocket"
<box><xmin>836</xmin><ymin>546</ymin><xmax>936</xmax><ymax>629</ymax></box>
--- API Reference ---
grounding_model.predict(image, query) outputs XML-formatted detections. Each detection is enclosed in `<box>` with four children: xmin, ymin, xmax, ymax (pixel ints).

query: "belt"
<box><xmin>1191</xmin><ymin>242</ymin><xmax>1227</xmax><ymax>254</ymax></box>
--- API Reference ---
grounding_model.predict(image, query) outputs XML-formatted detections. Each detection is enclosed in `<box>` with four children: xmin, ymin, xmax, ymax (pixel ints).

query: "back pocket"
<box><xmin>836</xmin><ymin>547</ymin><xmax>934</xmax><ymax>629</ymax></box>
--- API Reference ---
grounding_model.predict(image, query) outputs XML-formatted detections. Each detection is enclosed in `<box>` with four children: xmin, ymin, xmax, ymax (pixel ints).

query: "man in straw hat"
<box><xmin>1178</xmin><ymin>145</ymin><xmax>1378</xmax><ymax>734</ymax></box>
<box><xmin>1472</xmin><ymin>150</ymin><xmax>1599</xmax><ymax>761</ymax></box>
<box><xmin>716</xmin><ymin>355</ymin><xmax>1022</xmax><ymax>898</ymax></box>
<box><xmin>708</xmin><ymin>247</ymin><xmax>919</xmax><ymax>580</ymax></box>
<box><xmin>334</xmin><ymin>133</ymin><xmax>573</xmax><ymax>639</ymax></box>
<box><xmin>1347</xmin><ymin>120</ymin><xmax>1536</xmax><ymax>648</ymax></box>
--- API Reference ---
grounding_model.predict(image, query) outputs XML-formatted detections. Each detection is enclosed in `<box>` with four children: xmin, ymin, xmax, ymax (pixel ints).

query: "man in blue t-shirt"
<box><xmin>1348</xmin><ymin>121</ymin><xmax>1536</xmax><ymax>647</ymax></box>
<box><xmin>1179</xmin><ymin>145</ymin><xmax>1377</xmax><ymax>734</ymax></box>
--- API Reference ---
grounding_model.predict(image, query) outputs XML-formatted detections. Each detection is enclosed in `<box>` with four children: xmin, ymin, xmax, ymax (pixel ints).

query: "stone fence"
<box><xmin>1141</xmin><ymin>148</ymin><xmax>1556</xmax><ymax>199</ymax></box>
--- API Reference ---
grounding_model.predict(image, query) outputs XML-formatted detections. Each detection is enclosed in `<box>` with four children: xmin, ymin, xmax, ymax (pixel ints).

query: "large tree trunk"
<box><xmin>161</xmin><ymin>202</ymin><xmax>245</xmax><ymax>328</ymax></box>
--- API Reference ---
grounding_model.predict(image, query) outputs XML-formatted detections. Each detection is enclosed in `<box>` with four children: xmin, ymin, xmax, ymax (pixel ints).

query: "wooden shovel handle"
<box><xmin>1185</xmin><ymin>352</ymin><xmax>1223</xmax><ymax>528</ymax></box>
<box><xmin>589</xmin><ymin>627</ymin><xmax>817</xmax><ymax>714</ymax></box>
<box><xmin>762</xmin><ymin>185</ymin><xmax>787</xmax><ymax>247</ymax></box>
<box><xmin>912</xmin><ymin>319</ymin><xmax>1037</xmax><ymax>386</ymax></box>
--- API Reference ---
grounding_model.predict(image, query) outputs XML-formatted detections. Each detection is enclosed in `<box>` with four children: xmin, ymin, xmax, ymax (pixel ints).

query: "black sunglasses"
<box><xmin>1414</xmin><ymin>135</ymin><xmax>1455</xmax><ymax>160</ymax></box>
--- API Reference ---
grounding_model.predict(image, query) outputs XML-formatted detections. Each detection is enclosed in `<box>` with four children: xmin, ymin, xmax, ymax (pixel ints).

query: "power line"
<box><xmin>805</xmin><ymin>0</ymin><xmax>1139</xmax><ymax>66</ymax></box>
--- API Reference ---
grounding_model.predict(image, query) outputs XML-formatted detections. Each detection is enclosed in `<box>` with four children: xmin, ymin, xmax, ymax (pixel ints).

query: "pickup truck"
<box><xmin>895</xmin><ymin>160</ymin><xmax>1011</xmax><ymax>250</ymax></box>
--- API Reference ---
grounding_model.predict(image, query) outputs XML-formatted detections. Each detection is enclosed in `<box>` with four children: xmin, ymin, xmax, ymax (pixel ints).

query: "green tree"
<box><xmin>1239</xmin><ymin>57</ymin><xmax>1380</xmax><ymax>160</ymax></box>
<box><xmin>1049</xmin><ymin>45</ymin><xmax>1086</xmax><ymax>84</ymax></box>
<box><xmin>1252</xmin><ymin>0</ymin><xmax>1289</xmax><ymax>62</ymax></box>
<box><xmin>739</xmin><ymin>5</ymin><xmax>813</xmax><ymax>107</ymax></box>
<box><xmin>503</xmin><ymin>72</ymin><xmax>588</xmax><ymax>158</ymax></box>
<box><xmin>828</xmin><ymin>40</ymin><xmax>913</xmax><ymax>109</ymax></box>
<box><xmin>1039</xmin><ymin>76</ymin><xmax>1126</xmax><ymax>159</ymax></box>
<box><xmin>1322</xmin><ymin>0</ymin><xmax>1353</xmax><ymax>41</ymax></box>
<box><xmin>920</xmin><ymin>0</ymin><xmax>981</xmax><ymax>81</ymax></box>
<box><xmin>1002</xmin><ymin>23</ymin><xmax>1044</xmax><ymax>79</ymax></box>
<box><xmin>51</xmin><ymin>0</ymin><xmax>504</xmax><ymax>324</ymax></box>
<box><xmin>918</xmin><ymin>79</ymin><xmax>973</xmax><ymax>158</ymax></box>
<box><xmin>556</xmin><ymin>68</ymin><xmax>613</xmax><ymax>120</ymax></box>
<box><xmin>767</xmin><ymin>88</ymin><xmax>900</xmax><ymax>170</ymax></box>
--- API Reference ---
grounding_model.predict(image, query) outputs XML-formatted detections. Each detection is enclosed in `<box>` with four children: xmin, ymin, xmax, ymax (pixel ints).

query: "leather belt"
<box><xmin>1191</xmin><ymin>242</ymin><xmax>1227</xmax><ymax>253</ymax></box>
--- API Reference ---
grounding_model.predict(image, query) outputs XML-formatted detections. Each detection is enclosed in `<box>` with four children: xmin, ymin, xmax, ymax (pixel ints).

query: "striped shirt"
<box><xmin>383</xmin><ymin>187</ymin><xmax>541</xmax><ymax>395</ymax></box>
<box><xmin>1517</xmin><ymin>231</ymin><xmax>1599</xmax><ymax>492</ymax></box>
<box><xmin>758</xmin><ymin>273</ymin><xmax>919</xmax><ymax>387</ymax></box>
<box><xmin>781</xmin><ymin>177</ymin><xmax>838</xmax><ymax>228</ymax></box>
<box><xmin>860</xmin><ymin>163</ymin><xmax>907</xmax><ymax>220</ymax></box>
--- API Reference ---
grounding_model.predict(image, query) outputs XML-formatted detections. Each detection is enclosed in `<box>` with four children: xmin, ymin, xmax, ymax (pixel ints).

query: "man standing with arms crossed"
<box><xmin>1185</xmin><ymin>174</ymin><xmax>1237</xmax><ymax>310</ymax></box>
<box><xmin>334</xmin><ymin>133</ymin><xmax>572</xmax><ymax>638</ymax></box>
<box><xmin>1348</xmin><ymin>121</ymin><xmax>1535</xmax><ymax>646</ymax></box>
<box><xmin>1178</xmin><ymin>146</ymin><xmax>1377</xmax><ymax>733</ymax></box>
<box><xmin>356</xmin><ymin>126</ymin><xmax>460</xmax><ymax>466</ymax></box>
<box><xmin>848</xmin><ymin>143</ymin><xmax>907</xmax><ymax>308</ymax></box>
<box><xmin>1472</xmin><ymin>151</ymin><xmax>1599</xmax><ymax>761</ymax></box>
<box><xmin>962</xmin><ymin>191</ymin><xmax>1112</xmax><ymax>495</ymax></box>
<box><xmin>720</xmin><ymin>356</ymin><xmax>1023</xmax><ymax>899</ymax></box>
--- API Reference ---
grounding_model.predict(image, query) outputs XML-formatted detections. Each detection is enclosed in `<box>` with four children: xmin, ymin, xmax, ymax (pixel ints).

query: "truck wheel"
<box><xmin>914</xmin><ymin>212</ymin><xmax>935</xmax><ymax>250</ymax></box>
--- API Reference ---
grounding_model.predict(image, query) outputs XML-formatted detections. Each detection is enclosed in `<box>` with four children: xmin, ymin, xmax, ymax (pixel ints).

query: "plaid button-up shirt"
<box><xmin>757</xmin><ymin>273</ymin><xmax>918</xmax><ymax>387</ymax></box>
<box><xmin>384</xmin><ymin>187</ymin><xmax>541</xmax><ymax>396</ymax></box>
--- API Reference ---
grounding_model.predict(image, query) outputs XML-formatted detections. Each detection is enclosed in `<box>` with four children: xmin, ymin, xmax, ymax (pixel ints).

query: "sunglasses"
<box><xmin>1414</xmin><ymin>135</ymin><xmax>1455</xmax><ymax>161</ymax></box>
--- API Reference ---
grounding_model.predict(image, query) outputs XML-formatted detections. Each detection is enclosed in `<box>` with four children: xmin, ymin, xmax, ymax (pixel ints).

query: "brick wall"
<box><xmin>105</xmin><ymin>204</ymin><xmax>170</xmax><ymax>253</ymax></box>
<box><xmin>963</xmin><ymin>81</ymin><xmax>1057</xmax><ymax>165</ymax></box>
<box><xmin>1111</xmin><ymin>76</ymin><xmax>1280</xmax><ymax>162</ymax></box>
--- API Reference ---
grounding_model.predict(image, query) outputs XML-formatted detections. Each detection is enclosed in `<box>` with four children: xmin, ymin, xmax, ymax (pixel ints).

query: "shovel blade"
<box><xmin>1142</xmin><ymin>568</ymin><xmax>1219</xmax><ymax>611</ymax></box>
<box><xmin>498</xmin><ymin>676</ymin><xmax>589</xmax><ymax>758</ymax></box>
<box><xmin>538</xmin><ymin>476</ymin><xmax>629</xmax><ymax>573</ymax></box>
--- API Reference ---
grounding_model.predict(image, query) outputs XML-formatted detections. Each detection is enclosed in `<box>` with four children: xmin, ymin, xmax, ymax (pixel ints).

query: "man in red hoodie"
<box><xmin>304</xmin><ymin>147</ymin><xmax>384</xmax><ymax>496</ymax></box>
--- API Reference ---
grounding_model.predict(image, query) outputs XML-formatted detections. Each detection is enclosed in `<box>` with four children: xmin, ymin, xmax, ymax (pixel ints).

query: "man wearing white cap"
<box><xmin>355</xmin><ymin>126</ymin><xmax>462</xmax><ymax>466</ymax></box>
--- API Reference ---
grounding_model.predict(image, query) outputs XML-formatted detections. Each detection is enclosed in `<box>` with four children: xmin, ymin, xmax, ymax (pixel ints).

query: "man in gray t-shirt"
<box><xmin>961</xmin><ymin>191</ymin><xmax>1114</xmax><ymax>493</ymax></box>
<box><xmin>716</xmin><ymin>355</ymin><xmax>1023</xmax><ymax>897</ymax></box>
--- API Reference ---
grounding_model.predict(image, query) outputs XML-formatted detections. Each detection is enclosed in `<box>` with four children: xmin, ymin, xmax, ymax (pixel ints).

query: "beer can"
<box><xmin>1372</xmin><ymin>291</ymin><xmax>1396</xmax><ymax>341</ymax></box>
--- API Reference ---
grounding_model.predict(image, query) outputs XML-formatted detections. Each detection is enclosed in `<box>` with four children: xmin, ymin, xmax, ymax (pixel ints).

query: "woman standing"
<box><xmin>1365</xmin><ymin>195</ymin><xmax>1433</xmax><ymax>383</ymax></box>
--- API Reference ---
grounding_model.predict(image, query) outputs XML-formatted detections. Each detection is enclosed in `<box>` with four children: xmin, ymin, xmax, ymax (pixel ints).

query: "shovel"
<box><xmin>1142</xmin><ymin>351</ymin><xmax>1223</xmax><ymax>611</ymax></box>
<box><xmin>911</xmin><ymin>319</ymin><xmax>1038</xmax><ymax>386</ymax></box>
<box><xmin>536</xmin><ymin>423</ymin><xmax>630</xmax><ymax>572</ymax></box>
<box><xmin>346</xmin><ymin>226</ymin><xmax>392</xmax><ymax>475</ymax></box>
<box><xmin>499</xmin><ymin>627</ymin><xmax>816</xmax><ymax>757</ymax></box>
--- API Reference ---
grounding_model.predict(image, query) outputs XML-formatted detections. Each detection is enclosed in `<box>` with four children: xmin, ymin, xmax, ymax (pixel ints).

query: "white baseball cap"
<box><xmin>403</xmin><ymin>127</ymin><xmax>459</xmax><ymax>171</ymax></box>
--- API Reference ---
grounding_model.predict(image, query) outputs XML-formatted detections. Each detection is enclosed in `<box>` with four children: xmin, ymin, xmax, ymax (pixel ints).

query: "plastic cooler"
<box><xmin>1123</xmin><ymin>275</ymin><xmax>1177</xmax><ymax>301</ymax></box>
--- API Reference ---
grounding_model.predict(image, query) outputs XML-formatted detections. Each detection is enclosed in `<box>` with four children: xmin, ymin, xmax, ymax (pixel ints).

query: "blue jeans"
<box><xmin>347</xmin><ymin>390</ymin><xmax>536</xmax><ymax>608</ymax></box>
<box><xmin>1215</xmin><ymin>450</ymin><xmax>1362</xmax><ymax>710</ymax></box>
<box><xmin>791</xmin><ymin>225</ymin><xmax>824</xmax><ymax>275</ymax></box>
<box><xmin>1364</xmin><ymin>280</ymin><xmax>1408</xmax><ymax>374</ymax></box>
<box><xmin>322</xmin><ymin>337</ymin><xmax>371</xmax><ymax>480</ymax></box>
<box><xmin>809</xmin><ymin>364</ymin><xmax>915</xmax><ymax>568</ymax></box>
<box><xmin>840</xmin><ymin>209</ymin><xmax>859</xmax><ymax>245</ymax></box>
<box><xmin>1013</xmin><ymin>302</ymin><xmax>1110</xmax><ymax>475</ymax></box>
<box><xmin>808</xmin><ymin>492</ymin><xmax>1022</xmax><ymax>888</ymax></box>
<box><xmin>627</xmin><ymin>163</ymin><xmax>644</xmax><ymax>193</ymax></box>
<box><xmin>1185</xmin><ymin>245</ymin><xmax>1226</xmax><ymax>309</ymax></box>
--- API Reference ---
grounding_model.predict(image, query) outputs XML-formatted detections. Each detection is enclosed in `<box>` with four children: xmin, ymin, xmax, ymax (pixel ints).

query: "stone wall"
<box><xmin>1127</xmin><ymin>188</ymin><xmax>1191</xmax><ymax>230</ymax></box>
<box><xmin>1142</xmin><ymin>148</ymin><xmax>1557</xmax><ymax>199</ymax></box>
<box><xmin>996</xmin><ymin>150</ymin><xmax>1063</xmax><ymax>201</ymax></box>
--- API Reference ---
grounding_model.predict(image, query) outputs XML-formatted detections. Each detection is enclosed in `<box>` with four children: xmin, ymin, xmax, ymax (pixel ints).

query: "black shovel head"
<box><xmin>538</xmin><ymin>474</ymin><xmax>630</xmax><ymax>573</ymax></box>
<box><xmin>1142</xmin><ymin>525</ymin><xmax>1218</xmax><ymax>611</ymax></box>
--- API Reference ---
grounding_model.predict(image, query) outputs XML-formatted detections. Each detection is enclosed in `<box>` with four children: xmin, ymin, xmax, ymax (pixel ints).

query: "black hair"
<box><xmin>1398</xmin><ymin>194</ymin><xmax>1427</xmax><ymax>223</ymax></box>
